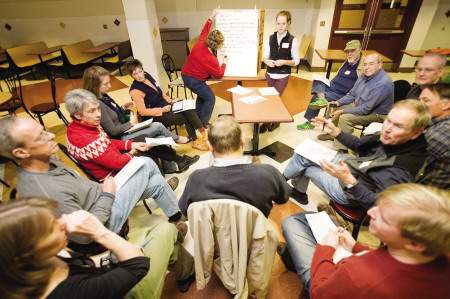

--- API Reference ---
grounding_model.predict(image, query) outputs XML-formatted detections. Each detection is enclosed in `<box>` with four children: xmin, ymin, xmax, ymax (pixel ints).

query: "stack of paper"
<box><xmin>312</xmin><ymin>74</ymin><xmax>331</xmax><ymax>87</ymax></box>
<box><xmin>294</xmin><ymin>139</ymin><xmax>337</xmax><ymax>165</ymax></box>
<box><xmin>145</xmin><ymin>137</ymin><xmax>177</xmax><ymax>147</ymax></box>
<box><xmin>172</xmin><ymin>100</ymin><xmax>196</xmax><ymax>113</ymax></box>
<box><xmin>239</xmin><ymin>94</ymin><xmax>267</xmax><ymax>105</ymax></box>
<box><xmin>124</xmin><ymin>118</ymin><xmax>153</xmax><ymax>134</ymax></box>
<box><xmin>114</xmin><ymin>157</ymin><xmax>146</xmax><ymax>190</ymax></box>
<box><xmin>258</xmin><ymin>87</ymin><xmax>279</xmax><ymax>96</ymax></box>
<box><xmin>305</xmin><ymin>211</ymin><xmax>353</xmax><ymax>263</ymax></box>
<box><xmin>227</xmin><ymin>85</ymin><xmax>253</xmax><ymax>95</ymax></box>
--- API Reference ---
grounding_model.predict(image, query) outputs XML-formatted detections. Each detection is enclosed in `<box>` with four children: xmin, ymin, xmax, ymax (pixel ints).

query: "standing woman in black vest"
<box><xmin>262</xmin><ymin>10</ymin><xmax>300</xmax><ymax>132</ymax></box>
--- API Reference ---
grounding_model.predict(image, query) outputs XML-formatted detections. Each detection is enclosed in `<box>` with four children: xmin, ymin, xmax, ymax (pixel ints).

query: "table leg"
<box><xmin>326</xmin><ymin>60</ymin><xmax>333</xmax><ymax>79</ymax></box>
<box><xmin>244</xmin><ymin>123</ymin><xmax>276</xmax><ymax>157</ymax></box>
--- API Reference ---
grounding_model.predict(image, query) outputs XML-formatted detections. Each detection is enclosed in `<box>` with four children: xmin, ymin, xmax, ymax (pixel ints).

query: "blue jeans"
<box><xmin>304</xmin><ymin>80</ymin><xmax>331</xmax><ymax>121</ymax></box>
<box><xmin>121</xmin><ymin>122</ymin><xmax>178</xmax><ymax>141</ymax></box>
<box><xmin>283</xmin><ymin>153</ymin><xmax>351</xmax><ymax>205</ymax></box>
<box><xmin>282</xmin><ymin>211</ymin><xmax>317</xmax><ymax>299</ymax></box>
<box><xmin>108</xmin><ymin>157</ymin><xmax>180</xmax><ymax>232</ymax></box>
<box><xmin>182</xmin><ymin>73</ymin><xmax>215</xmax><ymax>125</ymax></box>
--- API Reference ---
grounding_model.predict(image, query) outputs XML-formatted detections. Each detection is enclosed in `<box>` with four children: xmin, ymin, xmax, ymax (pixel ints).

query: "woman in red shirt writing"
<box><xmin>181</xmin><ymin>10</ymin><xmax>227</xmax><ymax>126</ymax></box>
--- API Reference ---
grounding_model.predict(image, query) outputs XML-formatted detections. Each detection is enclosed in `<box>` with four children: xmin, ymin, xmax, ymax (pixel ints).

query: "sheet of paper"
<box><xmin>305</xmin><ymin>212</ymin><xmax>353</xmax><ymax>263</ymax></box>
<box><xmin>239</xmin><ymin>94</ymin><xmax>267</xmax><ymax>105</ymax></box>
<box><xmin>258</xmin><ymin>87</ymin><xmax>279</xmax><ymax>96</ymax></box>
<box><xmin>145</xmin><ymin>137</ymin><xmax>177</xmax><ymax>147</ymax></box>
<box><xmin>363</xmin><ymin>122</ymin><xmax>383</xmax><ymax>135</ymax></box>
<box><xmin>114</xmin><ymin>157</ymin><xmax>145</xmax><ymax>191</ymax></box>
<box><xmin>312</xmin><ymin>74</ymin><xmax>331</xmax><ymax>87</ymax></box>
<box><xmin>123</xmin><ymin>118</ymin><xmax>153</xmax><ymax>134</ymax></box>
<box><xmin>227</xmin><ymin>85</ymin><xmax>253</xmax><ymax>95</ymax></box>
<box><xmin>294</xmin><ymin>139</ymin><xmax>337</xmax><ymax>165</ymax></box>
<box><xmin>172</xmin><ymin>100</ymin><xmax>196</xmax><ymax>113</ymax></box>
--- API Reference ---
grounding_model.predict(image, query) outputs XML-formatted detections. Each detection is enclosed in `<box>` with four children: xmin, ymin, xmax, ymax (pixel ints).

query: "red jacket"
<box><xmin>181</xmin><ymin>19</ymin><xmax>226</xmax><ymax>80</ymax></box>
<box><xmin>310</xmin><ymin>243</ymin><xmax>450</xmax><ymax>299</ymax></box>
<box><xmin>66</xmin><ymin>120</ymin><xmax>133</xmax><ymax>181</ymax></box>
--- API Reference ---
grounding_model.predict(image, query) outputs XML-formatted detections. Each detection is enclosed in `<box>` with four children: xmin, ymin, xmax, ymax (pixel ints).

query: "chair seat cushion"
<box><xmin>104</xmin><ymin>55</ymin><xmax>119</xmax><ymax>63</ymax></box>
<box><xmin>331</xmin><ymin>201</ymin><xmax>367</xmax><ymax>223</ymax></box>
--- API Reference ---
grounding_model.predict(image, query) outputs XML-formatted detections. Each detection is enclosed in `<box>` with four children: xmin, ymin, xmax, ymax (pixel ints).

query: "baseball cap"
<box><xmin>344</xmin><ymin>40</ymin><xmax>361</xmax><ymax>51</ymax></box>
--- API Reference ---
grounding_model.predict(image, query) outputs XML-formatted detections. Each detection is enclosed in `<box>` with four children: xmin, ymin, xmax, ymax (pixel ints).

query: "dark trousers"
<box><xmin>155</xmin><ymin>110</ymin><xmax>203</xmax><ymax>140</ymax></box>
<box><xmin>182</xmin><ymin>73</ymin><xmax>216</xmax><ymax>125</ymax></box>
<box><xmin>265</xmin><ymin>73</ymin><xmax>290</xmax><ymax>96</ymax></box>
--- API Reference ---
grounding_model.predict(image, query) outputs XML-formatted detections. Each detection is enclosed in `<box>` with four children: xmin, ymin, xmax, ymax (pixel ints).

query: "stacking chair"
<box><xmin>26</xmin><ymin>74</ymin><xmax>69</xmax><ymax>128</ymax></box>
<box><xmin>103</xmin><ymin>40</ymin><xmax>133</xmax><ymax>75</ymax></box>
<box><xmin>0</xmin><ymin>69</ymin><xmax>32</xmax><ymax>117</ymax></box>
<box><xmin>296</xmin><ymin>35</ymin><xmax>312</xmax><ymax>73</ymax></box>
<box><xmin>330</xmin><ymin>201</ymin><xmax>369</xmax><ymax>239</ymax></box>
<box><xmin>161</xmin><ymin>53</ymin><xmax>193</xmax><ymax>99</ymax></box>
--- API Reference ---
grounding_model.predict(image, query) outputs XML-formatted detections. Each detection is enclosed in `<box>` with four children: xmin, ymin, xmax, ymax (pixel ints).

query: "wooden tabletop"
<box><xmin>232</xmin><ymin>87</ymin><xmax>293</xmax><ymax>124</ymax></box>
<box><xmin>83</xmin><ymin>42</ymin><xmax>119</xmax><ymax>53</ymax></box>
<box><xmin>315</xmin><ymin>49</ymin><xmax>392</xmax><ymax>63</ymax></box>
<box><xmin>27</xmin><ymin>45</ymin><xmax>63</xmax><ymax>56</ymax></box>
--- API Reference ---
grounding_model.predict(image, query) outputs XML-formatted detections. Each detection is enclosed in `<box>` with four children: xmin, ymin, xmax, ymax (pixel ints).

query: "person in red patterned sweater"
<box><xmin>64</xmin><ymin>88</ymin><xmax>185</xmax><ymax>231</ymax></box>
<box><xmin>281</xmin><ymin>183</ymin><xmax>450</xmax><ymax>299</ymax></box>
<box><xmin>182</xmin><ymin>9</ymin><xmax>226</xmax><ymax>126</ymax></box>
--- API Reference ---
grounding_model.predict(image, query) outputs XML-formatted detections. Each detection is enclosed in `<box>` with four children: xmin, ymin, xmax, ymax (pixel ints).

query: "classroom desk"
<box><xmin>232</xmin><ymin>87</ymin><xmax>293</xmax><ymax>156</ymax></box>
<box><xmin>83</xmin><ymin>42</ymin><xmax>119</xmax><ymax>53</ymax></box>
<box><xmin>315</xmin><ymin>49</ymin><xmax>392</xmax><ymax>79</ymax></box>
<box><xmin>27</xmin><ymin>46</ymin><xmax>64</xmax><ymax>79</ymax></box>
<box><xmin>401</xmin><ymin>50</ymin><xmax>426</xmax><ymax>58</ymax></box>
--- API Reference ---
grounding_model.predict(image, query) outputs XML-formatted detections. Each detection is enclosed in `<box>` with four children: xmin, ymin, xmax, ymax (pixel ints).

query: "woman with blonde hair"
<box><xmin>181</xmin><ymin>9</ymin><xmax>227</xmax><ymax>127</ymax></box>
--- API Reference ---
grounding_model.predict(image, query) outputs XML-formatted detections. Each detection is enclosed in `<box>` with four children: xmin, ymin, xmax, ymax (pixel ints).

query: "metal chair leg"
<box><xmin>184</xmin><ymin>86</ymin><xmax>187</xmax><ymax>99</ymax></box>
<box><xmin>37</xmin><ymin>114</ymin><xmax>45</xmax><ymax>128</ymax></box>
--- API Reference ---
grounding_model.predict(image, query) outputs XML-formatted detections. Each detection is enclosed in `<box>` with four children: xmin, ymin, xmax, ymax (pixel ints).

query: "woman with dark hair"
<box><xmin>127</xmin><ymin>59</ymin><xmax>209</xmax><ymax>151</ymax></box>
<box><xmin>0</xmin><ymin>198</ymin><xmax>195</xmax><ymax>299</ymax></box>
<box><xmin>83</xmin><ymin>65</ymin><xmax>199</xmax><ymax>173</ymax></box>
<box><xmin>181</xmin><ymin>9</ymin><xmax>227</xmax><ymax>126</ymax></box>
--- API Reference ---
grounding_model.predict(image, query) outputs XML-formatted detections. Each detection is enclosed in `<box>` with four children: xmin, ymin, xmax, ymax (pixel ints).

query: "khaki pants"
<box><xmin>332</xmin><ymin>105</ymin><xmax>386</xmax><ymax>150</ymax></box>
<box><xmin>126</xmin><ymin>222</ymin><xmax>194</xmax><ymax>299</ymax></box>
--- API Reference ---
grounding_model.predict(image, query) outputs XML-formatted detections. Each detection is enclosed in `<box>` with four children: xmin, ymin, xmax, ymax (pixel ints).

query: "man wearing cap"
<box><xmin>297</xmin><ymin>40</ymin><xmax>362</xmax><ymax>130</ymax></box>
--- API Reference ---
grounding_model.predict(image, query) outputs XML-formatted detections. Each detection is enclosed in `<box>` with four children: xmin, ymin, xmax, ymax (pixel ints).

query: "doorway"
<box><xmin>329</xmin><ymin>0</ymin><xmax>422</xmax><ymax>71</ymax></box>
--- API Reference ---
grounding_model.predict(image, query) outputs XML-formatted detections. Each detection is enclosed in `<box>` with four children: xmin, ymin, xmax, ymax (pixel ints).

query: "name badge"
<box><xmin>282</xmin><ymin>42</ymin><xmax>290</xmax><ymax>48</ymax></box>
<box><xmin>344</xmin><ymin>70</ymin><xmax>351</xmax><ymax>75</ymax></box>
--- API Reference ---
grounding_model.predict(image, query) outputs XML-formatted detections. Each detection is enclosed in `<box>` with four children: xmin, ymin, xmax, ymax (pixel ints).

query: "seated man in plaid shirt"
<box><xmin>417</xmin><ymin>82</ymin><xmax>450</xmax><ymax>189</ymax></box>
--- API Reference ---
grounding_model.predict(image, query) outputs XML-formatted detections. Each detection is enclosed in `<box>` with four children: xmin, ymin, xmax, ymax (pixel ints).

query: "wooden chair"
<box><xmin>330</xmin><ymin>201</ymin><xmax>369</xmax><ymax>239</ymax></box>
<box><xmin>296</xmin><ymin>35</ymin><xmax>312</xmax><ymax>73</ymax></box>
<box><xmin>161</xmin><ymin>53</ymin><xmax>193</xmax><ymax>99</ymax></box>
<box><xmin>60</xmin><ymin>40</ymin><xmax>107</xmax><ymax>78</ymax></box>
<box><xmin>103</xmin><ymin>40</ymin><xmax>133</xmax><ymax>75</ymax></box>
<box><xmin>0</xmin><ymin>69</ymin><xmax>32</xmax><ymax>117</ymax></box>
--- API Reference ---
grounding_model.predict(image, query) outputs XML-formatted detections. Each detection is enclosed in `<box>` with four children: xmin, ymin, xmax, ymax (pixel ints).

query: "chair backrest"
<box><xmin>0</xmin><ymin>69</ymin><xmax>26</xmax><ymax>114</ymax></box>
<box><xmin>187</xmin><ymin>199</ymin><xmax>278</xmax><ymax>297</ymax></box>
<box><xmin>61</xmin><ymin>40</ymin><xmax>103</xmax><ymax>66</ymax></box>
<box><xmin>299</xmin><ymin>35</ymin><xmax>312</xmax><ymax>58</ymax></box>
<box><xmin>58</xmin><ymin>143</ymin><xmax>99</xmax><ymax>182</ymax></box>
<box><xmin>161</xmin><ymin>53</ymin><xmax>178</xmax><ymax>82</ymax></box>
<box><xmin>393</xmin><ymin>79</ymin><xmax>412</xmax><ymax>102</ymax></box>
<box><xmin>118</xmin><ymin>40</ymin><xmax>133</xmax><ymax>60</ymax></box>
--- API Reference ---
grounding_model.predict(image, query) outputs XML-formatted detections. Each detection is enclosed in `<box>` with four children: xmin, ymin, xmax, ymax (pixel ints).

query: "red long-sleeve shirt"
<box><xmin>66</xmin><ymin>120</ymin><xmax>133</xmax><ymax>181</ymax></box>
<box><xmin>181</xmin><ymin>19</ymin><xmax>226</xmax><ymax>80</ymax></box>
<box><xmin>310</xmin><ymin>243</ymin><xmax>450</xmax><ymax>299</ymax></box>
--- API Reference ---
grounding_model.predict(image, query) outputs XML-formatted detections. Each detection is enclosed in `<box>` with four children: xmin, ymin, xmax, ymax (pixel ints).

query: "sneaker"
<box><xmin>296</xmin><ymin>121</ymin><xmax>315</xmax><ymax>130</ymax></box>
<box><xmin>308</xmin><ymin>98</ymin><xmax>329</xmax><ymax>110</ymax></box>
<box><xmin>167</xmin><ymin>177</ymin><xmax>179</xmax><ymax>191</ymax></box>
<box><xmin>176</xmin><ymin>136</ymin><xmax>191</xmax><ymax>144</ymax></box>
<box><xmin>177</xmin><ymin>273</ymin><xmax>196</xmax><ymax>293</ymax></box>
<box><xmin>317</xmin><ymin>133</ymin><xmax>334</xmax><ymax>141</ymax></box>
<box><xmin>176</xmin><ymin>155</ymin><xmax>200</xmax><ymax>172</ymax></box>
<box><xmin>290</xmin><ymin>188</ymin><xmax>309</xmax><ymax>205</ymax></box>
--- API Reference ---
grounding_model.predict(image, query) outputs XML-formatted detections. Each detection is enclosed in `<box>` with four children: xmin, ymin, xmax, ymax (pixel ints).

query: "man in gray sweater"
<box><xmin>319</xmin><ymin>53</ymin><xmax>394</xmax><ymax>150</ymax></box>
<box><xmin>0</xmin><ymin>116</ymin><xmax>185</xmax><ymax>244</ymax></box>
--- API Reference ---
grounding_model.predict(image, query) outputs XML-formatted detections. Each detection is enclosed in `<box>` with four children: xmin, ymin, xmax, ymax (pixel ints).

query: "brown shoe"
<box><xmin>167</xmin><ymin>177</ymin><xmax>179</xmax><ymax>191</ymax></box>
<box><xmin>317</xmin><ymin>133</ymin><xmax>334</xmax><ymax>141</ymax></box>
<box><xmin>192</xmin><ymin>139</ymin><xmax>208</xmax><ymax>151</ymax></box>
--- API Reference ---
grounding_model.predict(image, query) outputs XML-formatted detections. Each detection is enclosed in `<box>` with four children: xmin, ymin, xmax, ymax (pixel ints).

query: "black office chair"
<box><xmin>58</xmin><ymin>143</ymin><xmax>153</xmax><ymax>215</ymax></box>
<box><xmin>161</xmin><ymin>53</ymin><xmax>193</xmax><ymax>99</ymax></box>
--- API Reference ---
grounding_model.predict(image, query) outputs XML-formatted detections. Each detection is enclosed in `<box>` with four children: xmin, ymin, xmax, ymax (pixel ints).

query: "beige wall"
<box><xmin>0</xmin><ymin>0</ymin><xmax>129</xmax><ymax>47</ymax></box>
<box><xmin>421</xmin><ymin>0</ymin><xmax>450</xmax><ymax>49</ymax></box>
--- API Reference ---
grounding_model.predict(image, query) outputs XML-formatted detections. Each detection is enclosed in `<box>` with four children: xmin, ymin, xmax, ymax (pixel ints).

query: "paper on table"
<box><xmin>227</xmin><ymin>85</ymin><xmax>253</xmax><ymax>95</ymax></box>
<box><xmin>114</xmin><ymin>157</ymin><xmax>145</xmax><ymax>191</ymax></box>
<box><xmin>239</xmin><ymin>94</ymin><xmax>267</xmax><ymax>105</ymax></box>
<box><xmin>123</xmin><ymin>118</ymin><xmax>153</xmax><ymax>134</ymax></box>
<box><xmin>305</xmin><ymin>211</ymin><xmax>353</xmax><ymax>263</ymax></box>
<box><xmin>145</xmin><ymin>137</ymin><xmax>177</xmax><ymax>147</ymax></box>
<box><xmin>363</xmin><ymin>122</ymin><xmax>383</xmax><ymax>135</ymax></box>
<box><xmin>312</xmin><ymin>74</ymin><xmax>331</xmax><ymax>87</ymax></box>
<box><xmin>294</xmin><ymin>139</ymin><xmax>337</xmax><ymax>165</ymax></box>
<box><xmin>258</xmin><ymin>87</ymin><xmax>279</xmax><ymax>96</ymax></box>
<box><xmin>172</xmin><ymin>100</ymin><xmax>196</xmax><ymax>113</ymax></box>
